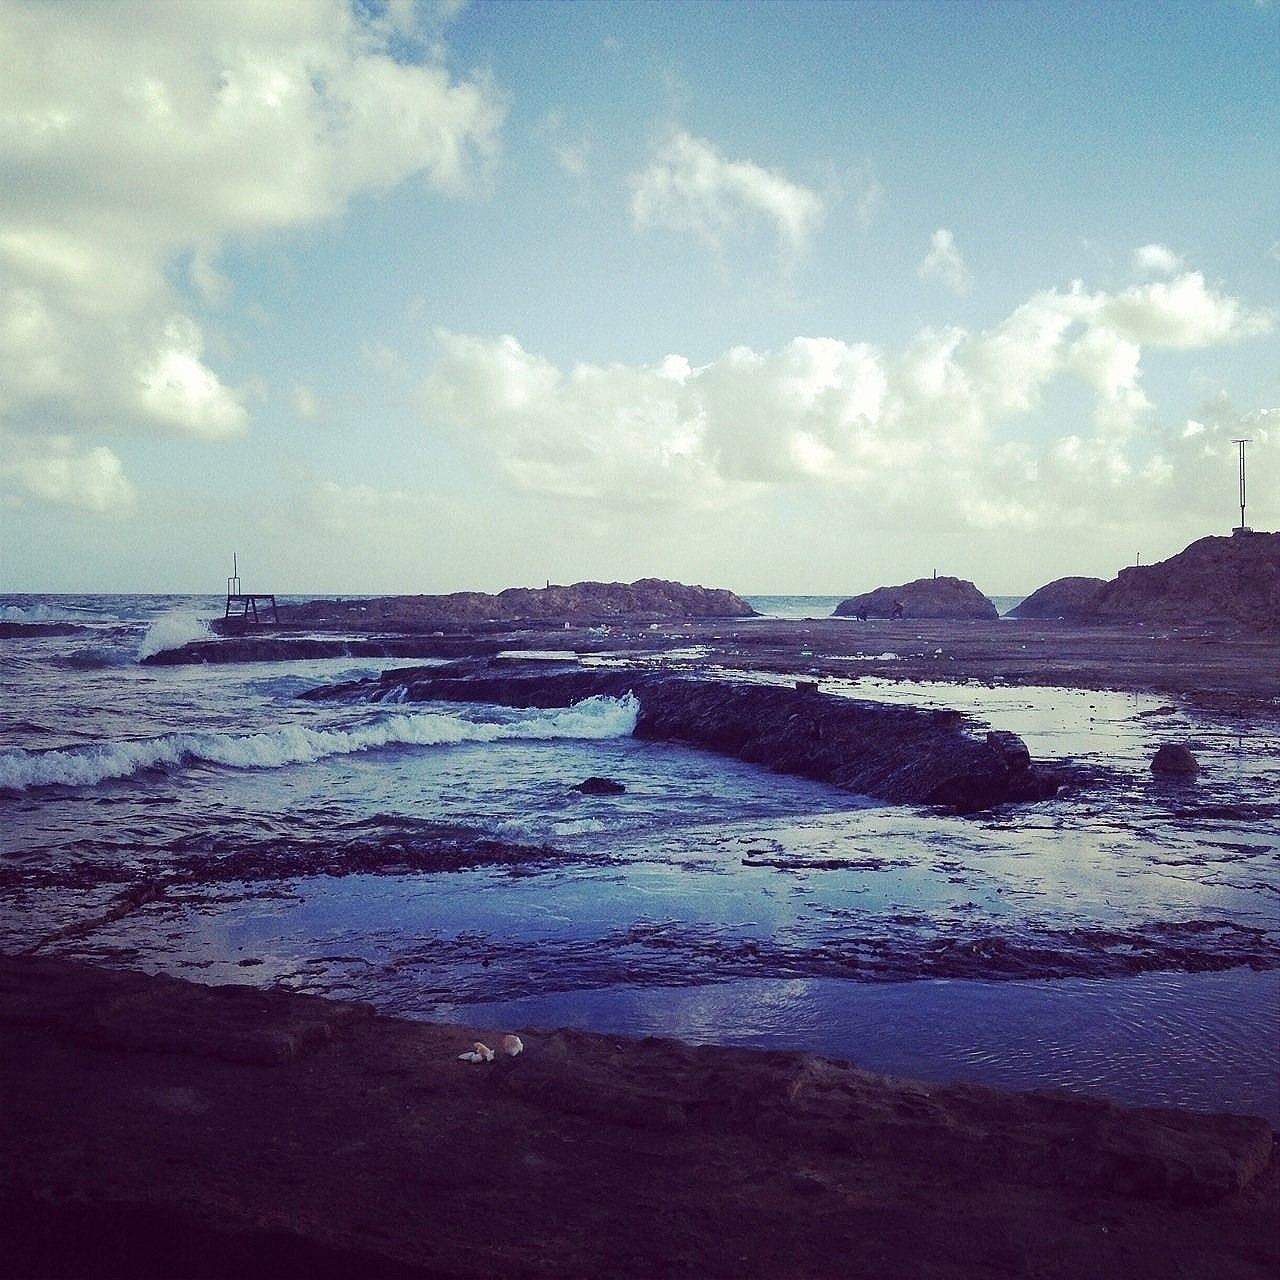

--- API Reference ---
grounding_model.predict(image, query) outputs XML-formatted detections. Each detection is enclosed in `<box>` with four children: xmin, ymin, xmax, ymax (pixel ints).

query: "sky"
<box><xmin>1</xmin><ymin>0</ymin><xmax>1277</xmax><ymax>597</ymax></box>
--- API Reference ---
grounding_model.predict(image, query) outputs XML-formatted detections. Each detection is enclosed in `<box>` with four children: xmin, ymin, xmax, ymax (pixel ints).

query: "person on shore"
<box><xmin>891</xmin><ymin>599</ymin><xmax>905</xmax><ymax>619</ymax></box>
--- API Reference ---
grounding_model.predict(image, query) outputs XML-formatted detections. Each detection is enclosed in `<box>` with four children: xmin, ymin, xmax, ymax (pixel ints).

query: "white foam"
<box><xmin>0</xmin><ymin>695</ymin><xmax>639</xmax><ymax>792</ymax></box>
<box><xmin>1</xmin><ymin>602</ymin><xmax>95</xmax><ymax>623</ymax></box>
<box><xmin>136</xmin><ymin>612</ymin><xmax>213</xmax><ymax>659</ymax></box>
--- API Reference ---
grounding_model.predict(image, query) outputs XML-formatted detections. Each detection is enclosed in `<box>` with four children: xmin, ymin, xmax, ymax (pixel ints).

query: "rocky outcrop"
<box><xmin>308</xmin><ymin>665</ymin><xmax>1059</xmax><ymax>812</ymax></box>
<box><xmin>1008</xmin><ymin>577</ymin><xmax>1107</xmax><ymax>620</ymax></box>
<box><xmin>833</xmin><ymin>576</ymin><xmax>998</xmax><ymax>620</ymax></box>
<box><xmin>273</xmin><ymin>578</ymin><xmax>756</xmax><ymax>632</ymax></box>
<box><xmin>1091</xmin><ymin>532</ymin><xmax>1280</xmax><ymax>626</ymax></box>
<box><xmin>1151</xmin><ymin>744</ymin><xmax>1199</xmax><ymax>776</ymax></box>
<box><xmin>142</xmin><ymin>635</ymin><xmax>499</xmax><ymax>666</ymax></box>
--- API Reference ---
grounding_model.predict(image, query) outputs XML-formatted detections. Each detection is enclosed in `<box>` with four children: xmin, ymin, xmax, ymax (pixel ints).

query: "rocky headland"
<box><xmin>1092</xmin><ymin>531</ymin><xmax>1279</xmax><ymax>626</ymax></box>
<box><xmin>834</xmin><ymin>575</ymin><xmax>998</xmax><ymax>620</ymax></box>
<box><xmin>1014</xmin><ymin>532</ymin><xmax>1279</xmax><ymax>628</ymax></box>
<box><xmin>2</xmin><ymin>956</ymin><xmax>1276</xmax><ymax>1280</ymax></box>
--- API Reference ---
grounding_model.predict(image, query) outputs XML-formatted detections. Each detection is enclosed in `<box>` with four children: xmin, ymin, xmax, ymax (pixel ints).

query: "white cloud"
<box><xmin>420</xmin><ymin>264</ymin><xmax>1274</xmax><ymax>535</ymax></box>
<box><xmin>629</xmin><ymin>130</ymin><xmax>825</xmax><ymax>255</ymax></box>
<box><xmin>918</xmin><ymin>228</ymin><xmax>972</xmax><ymax>294</ymax></box>
<box><xmin>1101</xmin><ymin>271</ymin><xmax>1273</xmax><ymax>348</ymax></box>
<box><xmin>1131</xmin><ymin>243</ymin><xmax>1184</xmax><ymax>276</ymax></box>
<box><xmin>291</xmin><ymin>384</ymin><xmax>322</xmax><ymax>420</ymax></box>
<box><xmin>0</xmin><ymin>432</ymin><xmax>135</xmax><ymax>512</ymax></box>
<box><xmin>0</xmin><ymin>0</ymin><xmax>505</xmax><ymax>495</ymax></box>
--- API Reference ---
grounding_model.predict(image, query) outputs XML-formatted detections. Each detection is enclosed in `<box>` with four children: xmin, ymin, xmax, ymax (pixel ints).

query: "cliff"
<box><xmin>273</xmin><ymin>578</ymin><xmax>756</xmax><ymax>631</ymax></box>
<box><xmin>834</xmin><ymin>576</ymin><xmax>998</xmax><ymax>621</ymax></box>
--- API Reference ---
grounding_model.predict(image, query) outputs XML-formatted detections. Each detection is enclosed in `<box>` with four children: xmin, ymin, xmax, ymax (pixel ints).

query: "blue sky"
<box><xmin>1</xmin><ymin>0</ymin><xmax>1276</xmax><ymax>595</ymax></box>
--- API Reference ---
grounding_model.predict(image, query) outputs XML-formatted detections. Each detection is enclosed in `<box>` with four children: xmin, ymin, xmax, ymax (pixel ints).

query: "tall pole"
<box><xmin>1232</xmin><ymin>439</ymin><xmax>1250</xmax><ymax>531</ymax></box>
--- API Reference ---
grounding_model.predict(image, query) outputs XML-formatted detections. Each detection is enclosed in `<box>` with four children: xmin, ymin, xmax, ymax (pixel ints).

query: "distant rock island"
<box><xmin>275</xmin><ymin>578</ymin><xmax>756</xmax><ymax>631</ymax></box>
<box><xmin>833</xmin><ymin>576</ymin><xmax>998</xmax><ymax>621</ymax></box>
<box><xmin>1014</xmin><ymin>532</ymin><xmax>1278</xmax><ymax>627</ymax></box>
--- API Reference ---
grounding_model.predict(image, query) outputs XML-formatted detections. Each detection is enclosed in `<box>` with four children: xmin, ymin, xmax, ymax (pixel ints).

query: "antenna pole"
<box><xmin>1232</xmin><ymin>439</ymin><xmax>1250</xmax><ymax>531</ymax></box>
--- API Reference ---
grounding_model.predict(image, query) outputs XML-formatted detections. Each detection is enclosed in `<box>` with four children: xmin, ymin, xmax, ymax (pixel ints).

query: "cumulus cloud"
<box><xmin>420</xmin><ymin>265</ymin><xmax>1274</xmax><ymax>534</ymax></box>
<box><xmin>0</xmin><ymin>432</ymin><xmax>135</xmax><ymax>513</ymax></box>
<box><xmin>1131</xmin><ymin>243</ymin><xmax>1184</xmax><ymax>276</ymax></box>
<box><xmin>629</xmin><ymin>130</ymin><xmax>825</xmax><ymax>255</ymax></box>
<box><xmin>0</xmin><ymin>0</ymin><xmax>504</xmax><ymax>507</ymax></box>
<box><xmin>1101</xmin><ymin>272</ymin><xmax>1271</xmax><ymax>348</ymax></box>
<box><xmin>918</xmin><ymin>228</ymin><xmax>972</xmax><ymax>294</ymax></box>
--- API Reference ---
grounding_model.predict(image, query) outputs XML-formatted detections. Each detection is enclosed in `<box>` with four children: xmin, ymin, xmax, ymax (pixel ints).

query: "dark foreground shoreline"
<box><xmin>2</xmin><ymin>956</ymin><xmax>1277</xmax><ymax>1280</ymax></box>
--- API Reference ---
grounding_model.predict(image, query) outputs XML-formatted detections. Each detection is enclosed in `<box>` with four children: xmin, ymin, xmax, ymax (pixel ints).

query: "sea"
<box><xmin>2</xmin><ymin>593</ymin><xmax>1278</xmax><ymax>1122</ymax></box>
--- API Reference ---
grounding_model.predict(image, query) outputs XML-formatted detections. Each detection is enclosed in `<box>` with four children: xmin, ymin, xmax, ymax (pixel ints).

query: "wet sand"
<box><xmin>3</xmin><ymin>956</ymin><xmax>1277</xmax><ymax>1280</ymax></box>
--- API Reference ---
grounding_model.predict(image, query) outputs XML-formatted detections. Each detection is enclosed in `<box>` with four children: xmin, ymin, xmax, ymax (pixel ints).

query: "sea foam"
<box><xmin>0</xmin><ymin>695</ymin><xmax>639</xmax><ymax>792</ymax></box>
<box><xmin>136</xmin><ymin>612</ymin><xmax>213</xmax><ymax>660</ymax></box>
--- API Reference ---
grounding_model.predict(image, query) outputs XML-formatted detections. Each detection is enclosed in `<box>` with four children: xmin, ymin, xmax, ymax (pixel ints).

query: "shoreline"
<box><xmin>4</xmin><ymin>955</ymin><xmax>1277</xmax><ymax>1279</ymax></box>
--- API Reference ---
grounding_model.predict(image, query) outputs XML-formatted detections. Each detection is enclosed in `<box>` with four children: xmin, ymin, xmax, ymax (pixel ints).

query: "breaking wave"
<box><xmin>136</xmin><ymin>612</ymin><xmax>213</xmax><ymax>660</ymax></box>
<box><xmin>0</xmin><ymin>601</ymin><xmax>99</xmax><ymax>623</ymax></box>
<box><xmin>0</xmin><ymin>695</ymin><xmax>639</xmax><ymax>792</ymax></box>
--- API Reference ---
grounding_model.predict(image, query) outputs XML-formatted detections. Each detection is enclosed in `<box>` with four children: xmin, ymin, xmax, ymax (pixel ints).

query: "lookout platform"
<box><xmin>221</xmin><ymin>555</ymin><xmax>279</xmax><ymax>632</ymax></box>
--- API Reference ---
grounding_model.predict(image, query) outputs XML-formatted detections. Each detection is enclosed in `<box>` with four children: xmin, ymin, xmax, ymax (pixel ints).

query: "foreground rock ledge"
<box><xmin>2</xmin><ymin>958</ymin><xmax>1276</xmax><ymax>1280</ymax></box>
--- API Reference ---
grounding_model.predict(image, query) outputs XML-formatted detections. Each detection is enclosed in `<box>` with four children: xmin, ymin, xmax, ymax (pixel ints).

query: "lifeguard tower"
<box><xmin>224</xmin><ymin>553</ymin><xmax>279</xmax><ymax>629</ymax></box>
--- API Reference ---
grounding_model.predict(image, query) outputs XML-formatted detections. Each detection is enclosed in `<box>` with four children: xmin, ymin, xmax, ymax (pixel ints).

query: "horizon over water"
<box><xmin>1</xmin><ymin>592</ymin><xmax>1276</xmax><ymax>1123</ymax></box>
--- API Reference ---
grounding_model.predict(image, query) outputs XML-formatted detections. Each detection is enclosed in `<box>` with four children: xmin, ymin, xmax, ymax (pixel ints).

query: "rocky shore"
<box><xmin>308</xmin><ymin>665</ymin><xmax>1061</xmax><ymax>812</ymax></box>
<box><xmin>3</xmin><ymin>956</ymin><xmax>1276</xmax><ymax>1280</ymax></box>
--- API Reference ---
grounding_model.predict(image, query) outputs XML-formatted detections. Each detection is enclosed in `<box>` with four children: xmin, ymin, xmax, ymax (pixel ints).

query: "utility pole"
<box><xmin>1232</xmin><ymin>439</ymin><xmax>1251</xmax><ymax>533</ymax></box>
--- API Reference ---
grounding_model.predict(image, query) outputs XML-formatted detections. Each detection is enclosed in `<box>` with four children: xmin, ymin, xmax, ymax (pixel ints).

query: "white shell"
<box><xmin>501</xmin><ymin>1034</ymin><xmax>524</xmax><ymax>1057</ymax></box>
<box><xmin>458</xmin><ymin>1050</ymin><xmax>485</xmax><ymax>1063</ymax></box>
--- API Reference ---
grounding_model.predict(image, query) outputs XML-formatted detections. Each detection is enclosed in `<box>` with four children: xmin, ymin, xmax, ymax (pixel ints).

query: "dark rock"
<box><xmin>1151</xmin><ymin>744</ymin><xmax>1199</xmax><ymax>776</ymax></box>
<box><xmin>1094</xmin><ymin>532</ymin><xmax>1280</xmax><ymax>627</ymax></box>
<box><xmin>274</xmin><ymin>578</ymin><xmax>756</xmax><ymax>631</ymax></box>
<box><xmin>986</xmin><ymin>730</ymin><xmax>1032</xmax><ymax>773</ymax></box>
<box><xmin>144</xmin><ymin>636</ymin><xmax>509</xmax><ymax>666</ymax></box>
<box><xmin>1008</xmin><ymin>577</ymin><xmax>1107</xmax><ymax>620</ymax></box>
<box><xmin>573</xmin><ymin>777</ymin><xmax>627</xmax><ymax>795</ymax></box>
<box><xmin>834</xmin><ymin>577</ymin><xmax>998</xmax><ymax>621</ymax></box>
<box><xmin>311</xmin><ymin>667</ymin><xmax>1060</xmax><ymax>813</ymax></box>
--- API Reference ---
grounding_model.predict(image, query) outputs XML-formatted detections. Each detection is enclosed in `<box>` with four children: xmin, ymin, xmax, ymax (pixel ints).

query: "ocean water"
<box><xmin>2</xmin><ymin>594</ymin><xmax>1277</xmax><ymax>1121</ymax></box>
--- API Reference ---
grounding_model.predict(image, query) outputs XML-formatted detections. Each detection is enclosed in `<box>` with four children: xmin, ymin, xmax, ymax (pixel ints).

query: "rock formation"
<box><xmin>1008</xmin><ymin>577</ymin><xmax>1107</xmax><ymax>620</ymax></box>
<box><xmin>833</xmin><ymin>576</ymin><xmax>998</xmax><ymax>621</ymax></box>
<box><xmin>1091</xmin><ymin>532</ymin><xmax>1279</xmax><ymax>626</ymax></box>
<box><xmin>308</xmin><ymin>665</ymin><xmax>1059</xmax><ymax>812</ymax></box>
<box><xmin>272</xmin><ymin>579</ymin><xmax>756</xmax><ymax>632</ymax></box>
<box><xmin>1151</xmin><ymin>744</ymin><xmax>1199</xmax><ymax>776</ymax></box>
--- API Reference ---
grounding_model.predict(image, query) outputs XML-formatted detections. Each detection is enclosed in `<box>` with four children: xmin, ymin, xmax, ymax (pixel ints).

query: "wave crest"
<box><xmin>136</xmin><ymin>612</ymin><xmax>212</xmax><ymax>660</ymax></box>
<box><xmin>0</xmin><ymin>695</ymin><xmax>639</xmax><ymax>792</ymax></box>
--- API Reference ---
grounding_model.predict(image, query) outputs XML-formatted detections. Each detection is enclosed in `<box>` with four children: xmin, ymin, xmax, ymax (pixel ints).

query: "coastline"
<box><xmin>3</xmin><ymin>955</ymin><xmax>1277</xmax><ymax>1279</ymax></box>
<box><xmin>5</xmin><ymin>605</ymin><xmax>1278</xmax><ymax>1275</ymax></box>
